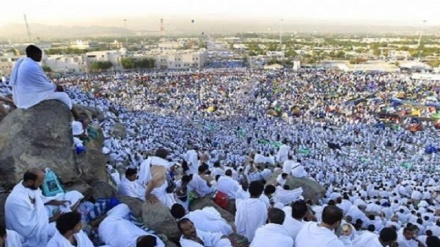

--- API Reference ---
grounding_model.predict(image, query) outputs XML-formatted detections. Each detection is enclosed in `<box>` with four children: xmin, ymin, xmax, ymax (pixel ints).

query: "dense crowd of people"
<box><xmin>2</xmin><ymin>45</ymin><xmax>440</xmax><ymax>246</ymax></box>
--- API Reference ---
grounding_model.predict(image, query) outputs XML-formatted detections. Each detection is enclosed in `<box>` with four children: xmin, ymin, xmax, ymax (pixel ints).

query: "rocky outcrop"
<box><xmin>111</xmin><ymin>123</ymin><xmax>126</xmax><ymax>139</ymax></box>
<box><xmin>268</xmin><ymin>170</ymin><xmax>326</xmax><ymax>204</ymax></box>
<box><xmin>190</xmin><ymin>197</ymin><xmax>235</xmax><ymax>224</ymax></box>
<box><xmin>0</xmin><ymin>192</ymin><xmax>7</xmax><ymax>226</ymax></box>
<box><xmin>73</xmin><ymin>104</ymin><xmax>104</xmax><ymax>122</ymax></box>
<box><xmin>65</xmin><ymin>180</ymin><xmax>93</xmax><ymax>200</ymax></box>
<box><xmin>0</xmin><ymin>100</ymin><xmax>79</xmax><ymax>190</ymax></box>
<box><xmin>117</xmin><ymin>196</ymin><xmax>143</xmax><ymax>218</ymax></box>
<box><xmin>76</xmin><ymin>148</ymin><xmax>108</xmax><ymax>182</ymax></box>
<box><xmin>90</xmin><ymin>180</ymin><xmax>116</xmax><ymax>200</ymax></box>
<box><xmin>142</xmin><ymin>201</ymin><xmax>181</xmax><ymax>243</ymax></box>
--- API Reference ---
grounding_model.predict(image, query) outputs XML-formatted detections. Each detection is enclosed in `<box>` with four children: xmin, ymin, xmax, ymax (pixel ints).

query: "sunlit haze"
<box><xmin>1</xmin><ymin>0</ymin><xmax>439</xmax><ymax>27</ymax></box>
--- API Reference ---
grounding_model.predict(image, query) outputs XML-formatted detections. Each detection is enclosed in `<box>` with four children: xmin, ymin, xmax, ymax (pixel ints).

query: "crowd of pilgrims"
<box><xmin>3</xmin><ymin>65</ymin><xmax>440</xmax><ymax>247</ymax></box>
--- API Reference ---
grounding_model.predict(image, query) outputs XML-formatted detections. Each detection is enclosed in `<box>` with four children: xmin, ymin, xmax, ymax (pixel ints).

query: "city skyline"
<box><xmin>1</xmin><ymin>0</ymin><xmax>439</xmax><ymax>28</ymax></box>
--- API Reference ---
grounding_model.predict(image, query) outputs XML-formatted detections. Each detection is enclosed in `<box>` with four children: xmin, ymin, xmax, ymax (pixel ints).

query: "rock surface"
<box><xmin>142</xmin><ymin>201</ymin><xmax>181</xmax><ymax>243</ymax></box>
<box><xmin>117</xmin><ymin>195</ymin><xmax>143</xmax><ymax>218</ymax></box>
<box><xmin>0</xmin><ymin>101</ymin><xmax>79</xmax><ymax>190</ymax></box>
<box><xmin>90</xmin><ymin>180</ymin><xmax>116</xmax><ymax>200</ymax></box>
<box><xmin>268</xmin><ymin>170</ymin><xmax>326</xmax><ymax>204</ymax></box>
<box><xmin>111</xmin><ymin>123</ymin><xmax>126</xmax><ymax>138</ymax></box>
<box><xmin>190</xmin><ymin>197</ymin><xmax>235</xmax><ymax>224</ymax></box>
<box><xmin>76</xmin><ymin>148</ymin><xmax>108</xmax><ymax>182</ymax></box>
<box><xmin>0</xmin><ymin>193</ymin><xmax>7</xmax><ymax>226</ymax></box>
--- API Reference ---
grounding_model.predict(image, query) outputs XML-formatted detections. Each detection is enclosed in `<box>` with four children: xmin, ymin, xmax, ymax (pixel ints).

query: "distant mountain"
<box><xmin>0</xmin><ymin>23</ymin><xmax>136</xmax><ymax>40</ymax></box>
<box><xmin>0</xmin><ymin>19</ymin><xmax>438</xmax><ymax>41</ymax></box>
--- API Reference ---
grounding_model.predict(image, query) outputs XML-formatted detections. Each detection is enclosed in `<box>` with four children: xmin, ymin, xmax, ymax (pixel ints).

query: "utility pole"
<box><xmin>417</xmin><ymin>20</ymin><xmax>427</xmax><ymax>61</ymax></box>
<box><xmin>23</xmin><ymin>14</ymin><xmax>32</xmax><ymax>43</ymax></box>
<box><xmin>279</xmin><ymin>18</ymin><xmax>284</xmax><ymax>46</ymax></box>
<box><xmin>123</xmin><ymin>19</ymin><xmax>128</xmax><ymax>46</ymax></box>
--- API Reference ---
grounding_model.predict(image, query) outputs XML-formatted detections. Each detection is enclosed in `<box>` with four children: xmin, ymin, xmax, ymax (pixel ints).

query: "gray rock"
<box><xmin>65</xmin><ymin>180</ymin><xmax>93</xmax><ymax>200</ymax></box>
<box><xmin>268</xmin><ymin>170</ymin><xmax>326</xmax><ymax>204</ymax></box>
<box><xmin>111</xmin><ymin>123</ymin><xmax>126</xmax><ymax>139</ymax></box>
<box><xmin>73</xmin><ymin>104</ymin><xmax>101</xmax><ymax>120</ymax></box>
<box><xmin>76</xmin><ymin>148</ymin><xmax>108</xmax><ymax>183</ymax></box>
<box><xmin>90</xmin><ymin>180</ymin><xmax>116</xmax><ymax>200</ymax></box>
<box><xmin>0</xmin><ymin>193</ymin><xmax>8</xmax><ymax>225</ymax></box>
<box><xmin>190</xmin><ymin>197</ymin><xmax>235</xmax><ymax>224</ymax></box>
<box><xmin>0</xmin><ymin>100</ymin><xmax>79</xmax><ymax>190</ymax></box>
<box><xmin>142</xmin><ymin>201</ymin><xmax>181</xmax><ymax>243</ymax></box>
<box><xmin>117</xmin><ymin>196</ymin><xmax>143</xmax><ymax>218</ymax></box>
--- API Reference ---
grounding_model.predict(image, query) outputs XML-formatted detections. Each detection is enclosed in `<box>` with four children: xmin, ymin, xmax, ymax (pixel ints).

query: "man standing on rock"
<box><xmin>144</xmin><ymin>148</ymin><xmax>176</xmax><ymax>208</ymax></box>
<box><xmin>9</xmin><ymin>45</ymin><xmax>73</xmax><ymax>110</ymax></box>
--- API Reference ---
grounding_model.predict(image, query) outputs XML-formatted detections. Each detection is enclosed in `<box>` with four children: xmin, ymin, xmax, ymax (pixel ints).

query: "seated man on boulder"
<box><xmin>47</xmin><ymin>211</ymin><xmax>95</xmax><ymax>247</ymax></box>
<box><xmin>171</xmin><ymin>203</ymin><xmax>233</xmax><ymax>236</ymax></box>
<box><xmin>144</xmin><ymin>148</ymin><xmax>176</xmax><ymax>208</ymax></box>
<box><xmin>98</xmin><ymin>204</ymin><xmax>165</xmax><ymax>247</ymax></box>
<box><xmin>117</xmin><ymin>167</ymin><xmax>146</xmax><ymax>201</ymax></box>
<box><xmin>9</xmin><ymin>45</ymin><xmax>75</xmax><ymax>114</ymax></box>
<box><xmin>5</xmin><ymin>168</ymin><xmax>84</xmax><ymax>247</ymax></box>
<box><xmin>178</xmin><ymin>218</ymin><xmax>233</xmax><ymax>247</ymax></box>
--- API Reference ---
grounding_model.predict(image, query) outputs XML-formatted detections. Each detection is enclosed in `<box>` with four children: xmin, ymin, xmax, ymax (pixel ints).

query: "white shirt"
<box><xmin>117</xmin><ymin>177</ymin><xmax>146</xmax><ymax>201</ymax></box>
<box><xmin>295</xmin><ymin>222</ymin><xmax>351</xmax><ymax>247</ymax></box>
<box><xmin>251</xmin><ymin>223</ymin><xmax>294</xmax><ymax>247</ymax></box>
<box><xmin>217</xmin><ymin>176</ymin><xmax>240</xmax><ymax>199</ymax></box>
<box><xmin>235</xmin><ymin>198</ymin><xmax>268</xmax><ymax>241</ymax></box>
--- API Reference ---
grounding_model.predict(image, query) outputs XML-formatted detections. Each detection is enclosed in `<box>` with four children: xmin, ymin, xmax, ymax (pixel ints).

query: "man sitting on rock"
<box><xmin>188</xmin><ymin>164</ymin><xmax>216</xmax><ymax>199</ymax></box>
<box><xmin>144</xmin><ymin>148</ymin><xmax>176</xmax><ymax>208</ymax></box>
<box><xmin>47</xmin><ymin>211</ymin><xmax>95</xmax><ymax>247</ymax></box>
<box><xmin>9</xmin><ymin>45</ymin><xmax>75</xmax><ymax>113</ymax></box>
<box><xmin>98</xmin><ymin>204</ymin><xmax>165</xmax><ymax>247</ymax></box>
<box><xmin>178</xmin><ymin>218</ymin><xmax>232</xmax><ymax>247</ymax></box>
<box><xmin>171</xmin><ymin>203</ymin><xmax>233</xmax><ymax>236</ymax></box>
<box><xmin>117</xmin><ymin>167</ymin><xmax>146</xmax><ymax>201</ymax></box>
<box><xmin>4</xmin><ymin>168</ymin><xmax>71</xmax><ymax>247</ymax></box>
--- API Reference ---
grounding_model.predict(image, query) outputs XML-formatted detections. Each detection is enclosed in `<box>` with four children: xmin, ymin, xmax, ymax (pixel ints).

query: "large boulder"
<box><xmin>142</xmin><ymin>201</ymin><xmax>181</xmax><ymax>243</ymax></box>
<box><xmin>76</xmin><ymin>148</ymin><xmax>108</xmax><ymax>182</ymax></box>
<box><xmin>0</xmin><ymin>100</ymin><xmax>79</xmax><ymax>190</ymax></box>
<box><xmin>90</xmin><ymin>180</ymin><xmax>116</xmax><ymax>201</ymax></box>
<box><xmin>0</xmin><ymin>193</ymin><xmax>8</xmax><ymax>225</ymax></box>
<box><xmin>111</xmin><ymin>123</ymin><xmax>126</xmax><ymax>139</ymax></box>
<box><xmin>117</xmin><ymin>196</ymin><xmax>143</xmax><ymax>218</ymax></box>
<box><xmin>65</xmin><ymin>180</ymin><xmax>93</xmax><ymax>200</ymax></box>
<box><xmin>73</xmin><ymin>104</ymin><xmax>103</xmax><ymax>121</ymax></box>
<box><xmin>190</xmin><ymin>197</ymin><xmax>235</xmax><ymax>224</ymax></box>
<box><xmin>268</xmin><ymin>170</ymin><xmax>326</xmax><ymax>204</ymax></box>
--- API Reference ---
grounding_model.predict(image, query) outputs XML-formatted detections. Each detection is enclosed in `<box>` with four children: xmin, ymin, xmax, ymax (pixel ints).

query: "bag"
<box><xmin>165</xmin><ymin>173</ymin><xmax>176</xmax><ymax>193</ymax></box>
<box><xmin>41</xmin><ymin>168</ymin><xmax>65</xmax><ymax>197</ymax></box>
<box><xmin>213</xmin><ymin>191</ymin><xmax>229</xmax><ymax>209</ymax></box>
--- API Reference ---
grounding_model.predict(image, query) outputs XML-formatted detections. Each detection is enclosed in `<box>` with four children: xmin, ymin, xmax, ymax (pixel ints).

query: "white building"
<box><xmin>0</xmin><ymin>56</ymin><xmax>20</xmax><ymax>76</ymax></box>
<box><xmin>85</xmin><ymin>49</ymin><xmax>126</xmax><ymax>71</ymax></box>
<box><xmin>43</xmin><ymin>55</ymin><xmax>87</xmax><ymax>73</ymax></box>
<box><xmin>70</xmin><ymin>40</ymin><xmax>100</xmax><ymax>50</ymax></box>
<box><xmin>155</xmin><ymin>49</ymin><xmax>208</xmax><ymax>69</ymax></box>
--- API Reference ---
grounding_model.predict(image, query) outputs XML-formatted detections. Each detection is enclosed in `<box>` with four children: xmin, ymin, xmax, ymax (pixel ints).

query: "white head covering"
<box><xmin>72</xmin><ymin>121</ymin><xmax>84</xmax><ymax>136</ymax></box>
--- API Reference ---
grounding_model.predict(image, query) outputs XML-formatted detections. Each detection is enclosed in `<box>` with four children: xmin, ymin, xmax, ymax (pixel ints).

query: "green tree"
<box><xmin>90</xmin><ymin>61</ymin><xmax>112</xmax><ymax>72</ymax></box>
<box><xmin>42</xmin><ymin>66</ymin><xmax>52</xmax><ymax>72</ymax></box>
<box><xmin>121</xmin><ymin>58</ymin><xmax>134</xmax><ymax>69</ymax></box>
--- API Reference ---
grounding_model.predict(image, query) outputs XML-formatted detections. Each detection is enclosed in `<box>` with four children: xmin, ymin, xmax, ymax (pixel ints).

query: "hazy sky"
<box><xmin>1</xmin><ymin>0</ymin><xmax>439</xmax><ymax>27</ymax></box>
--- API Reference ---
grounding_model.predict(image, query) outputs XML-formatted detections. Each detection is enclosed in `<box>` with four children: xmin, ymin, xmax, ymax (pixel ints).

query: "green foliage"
<box><xmin>42</xmin><ymin>66</ymin><xmax>52</xmax><ymax>72</ymax></box>
<box><xmin>90</xmin><ymin>61</ymin><xmax>112</xmax><ymax>72</ymax></box>
<box><xmin>426</xmin><ymin>60</ymin><xmax>440</xmax><ymax>68</ymax></box>
<box><xmin>120</xmin><ymin>57</ymin><xmax>155</xmax><ymax>69</ymax></box>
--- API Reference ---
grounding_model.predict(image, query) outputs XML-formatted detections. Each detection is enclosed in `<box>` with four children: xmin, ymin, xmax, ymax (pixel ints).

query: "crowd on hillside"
<box><xmin>2</xmin><ymin>45</ymin><xmax>440</xmax><ymax>247</ymax></box>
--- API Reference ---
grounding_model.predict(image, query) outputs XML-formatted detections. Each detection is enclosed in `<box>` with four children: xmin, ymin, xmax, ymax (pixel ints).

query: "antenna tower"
<box><xmin>23</xmin><ymin>14</ymin><xmax>32</xmax><ymax>42</ymax></box>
